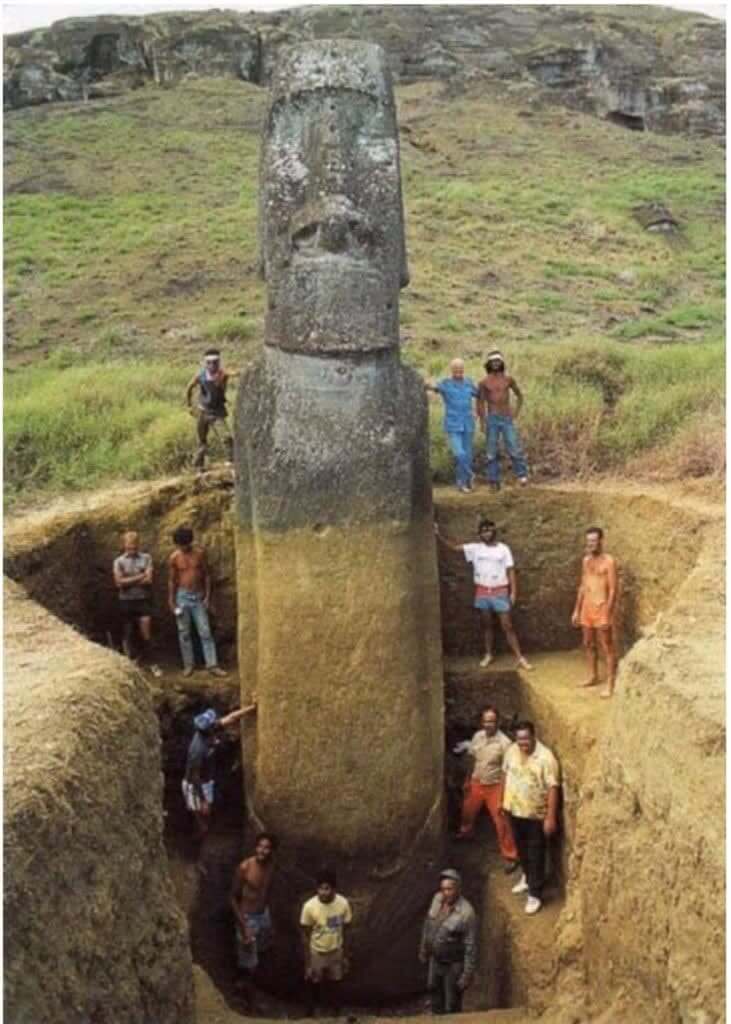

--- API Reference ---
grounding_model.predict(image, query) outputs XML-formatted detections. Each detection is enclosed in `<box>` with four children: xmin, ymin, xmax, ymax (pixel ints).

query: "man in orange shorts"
<box><xmin>453</xmin><ymin>705</ymin><xmax>519</xmax><ymax>873</ymax></box>
<box><xmin>571</xmin><ymin>526</ymin><xmax>618</xmax><ymax>698</ymax></box>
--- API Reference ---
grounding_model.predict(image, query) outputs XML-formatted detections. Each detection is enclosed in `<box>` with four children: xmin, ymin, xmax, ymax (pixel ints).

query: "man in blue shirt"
<box><xmin>426</xmin><ymin>359</ymin><xmax>479</xmax><ymax>492</ymax></box>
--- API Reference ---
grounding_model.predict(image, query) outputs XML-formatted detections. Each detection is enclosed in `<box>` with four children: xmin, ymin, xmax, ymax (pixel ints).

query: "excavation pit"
<box><xmin>4</xmin><ymin>474</ymin><xmax>723</xmax><ymax>1023</ymax></box>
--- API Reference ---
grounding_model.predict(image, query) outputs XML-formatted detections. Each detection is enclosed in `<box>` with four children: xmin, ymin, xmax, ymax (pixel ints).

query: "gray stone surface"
<box><xmin>233</xmin><ymin>40</ymin><xmax>444</xmax><ymax>998</ymax></box>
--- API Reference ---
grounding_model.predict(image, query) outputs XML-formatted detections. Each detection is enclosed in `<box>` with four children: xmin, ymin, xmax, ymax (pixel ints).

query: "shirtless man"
<box><xmin>571</xmin><ymin>526</ymin><xmax>618</xmax><ymax>697</ymax></box>
<box><xmin>168</xmin><ymin>525</ymin><xmax>226</xmax><ymax>677</ymax></box>
<box><xmin>231</xmin><ymin>833</ymin><xmax>278</xmax><ymax>1007</ymax></box>
<box><xmin>477</xmin><ymin>350</ymin><xmax>529</xmax><ymax>491</ymax></box>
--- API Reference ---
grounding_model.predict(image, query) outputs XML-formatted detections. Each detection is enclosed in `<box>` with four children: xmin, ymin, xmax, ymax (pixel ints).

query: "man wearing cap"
<box><xmin>426</xmin><ymin>359</ymin><xmax>479</xmax><ymax>493</ymax></box>
<box><xmin>477</xmin><ymin>351</ymin><xmax>529</xmax><ymax>491</ymax></box>
<box><xmin>419</xmin><ymin>869</ymin><xmax>477</xmax><ymax>1014</ymax></box>
<box><xmin>182</xmin><ymin>701</ymin><xmax>256</xmax><ymax>839</ymax></box>
<box><xmin>185</xmin><ymin>347</ymin><xmax>234</xmax><ymax>470</ymax></box>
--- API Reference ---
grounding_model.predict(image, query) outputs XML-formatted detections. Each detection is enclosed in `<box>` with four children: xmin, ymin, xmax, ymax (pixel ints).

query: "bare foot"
<box><xmin>600</xmin><ymin>687</ymin><xmax>614</xmax><ymax>699</ymax></box>
<box><xmin>578</xmin><ymin>677</ymin><xmax>599</xmax><ymax>688</ymax></box>
<box><xmin>516</xmin><ymin>657</ymin><xmax>533</xmax><ymax>671</ymax></box>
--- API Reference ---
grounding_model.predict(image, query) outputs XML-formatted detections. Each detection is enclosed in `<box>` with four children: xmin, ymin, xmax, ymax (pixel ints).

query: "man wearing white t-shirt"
<box><xmin>436</xmin><ymin>518</ymin><xmax>532</xmax><ymax>671</ymax></box>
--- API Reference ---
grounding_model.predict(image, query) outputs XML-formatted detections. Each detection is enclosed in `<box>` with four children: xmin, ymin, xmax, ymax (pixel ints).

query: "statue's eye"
<box><xmin>292</xmin><ymin>223</ymin><xmax>319</xmax><ymax>250</ymax></box>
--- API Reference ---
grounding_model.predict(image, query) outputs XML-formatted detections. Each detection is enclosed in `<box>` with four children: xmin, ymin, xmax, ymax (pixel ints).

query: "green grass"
<box><xmin>3</xmin><ymin>73</ymin><xmax>725</xmax><ymax>507</ymax></box>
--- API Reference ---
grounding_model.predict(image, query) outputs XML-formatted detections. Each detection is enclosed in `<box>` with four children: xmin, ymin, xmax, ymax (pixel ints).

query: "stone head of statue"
<box><xmin>259</xmin><ymin>40</ymin><xmax>409</xmax><ymax>355</ymax></box>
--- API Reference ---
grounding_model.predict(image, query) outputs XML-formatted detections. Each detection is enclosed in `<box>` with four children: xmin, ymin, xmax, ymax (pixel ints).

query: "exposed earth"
<box><xmin>4</xmin><ymin>471</ymin><xmax>725</xmax><ymax>1023</ymax></box>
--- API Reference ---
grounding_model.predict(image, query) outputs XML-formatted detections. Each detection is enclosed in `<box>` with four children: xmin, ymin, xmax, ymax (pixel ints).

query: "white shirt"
<box><xmin>462</xmin><ymin>542</ymin><xmax>514</xmax><ymax>588</ymax></box>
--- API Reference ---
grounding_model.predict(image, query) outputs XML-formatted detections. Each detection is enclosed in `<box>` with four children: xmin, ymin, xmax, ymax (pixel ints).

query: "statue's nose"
<box><xmin>319</xmin><ymin>215</ymin><xmax>349</xmax><ymax>253</ymax></box>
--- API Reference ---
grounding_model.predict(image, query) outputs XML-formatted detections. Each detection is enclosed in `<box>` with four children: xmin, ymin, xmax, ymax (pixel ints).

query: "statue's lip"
<box><xmin>282</xmin><ymin>254</ymin><xmax>387</xmax><ymax>274</ymax></box>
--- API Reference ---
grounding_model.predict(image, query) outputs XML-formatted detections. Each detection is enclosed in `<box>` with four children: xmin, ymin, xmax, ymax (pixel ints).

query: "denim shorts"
<box><xmin>474</xmin><ymin>594</ymin><xmax>512</xmax><ymax>614</ymax></box>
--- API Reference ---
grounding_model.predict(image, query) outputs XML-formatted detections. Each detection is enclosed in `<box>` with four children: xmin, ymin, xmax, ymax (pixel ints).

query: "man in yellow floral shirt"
<box><xmin>501</xmin><ymin>721</ymin><xmax>560</xmax><ymax>916</ymax></box>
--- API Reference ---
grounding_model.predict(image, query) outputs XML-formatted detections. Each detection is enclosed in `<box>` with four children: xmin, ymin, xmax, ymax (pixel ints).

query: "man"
<box><xmin>426</xmin><ymin>359</ymin><xmax>479</xmax><ymax>493</ymax></box>
<box><xmin>185</xmin><ymin>348</ymin><xmax>234</xmax><ymax>470</ymax></box>
<box><xmin>502</xmin><ymin>721</ymin><xmax>560</xmax><ymax>916</ymax></box>
<box><xmin>112</xmin><ymin>530</ymin><xmax>162</xmax><ymax>677</ymax></box>
<box><xmin>300</xmin><ymin>868</ymin><xmax>353</xmax><ymax>1017</ymax></box>
<box><xmin>572</xmin><ymin>526</ymin><xmax>618</xmax><ymax>698</ymax></box>
<box><xmin>168</xmin><ymin>525</ymin><xmax>227</xmax><ymax>677</ymax></box>
<box><xmin>419</xmin><ymin>868</ymin><xmax>477</xmax><ymax>1015</ymax></box>
<box><xmin>231</xmin><ymin>832</ymin><xmax>278</xmax><ymax>1009</ymax></box>
<box><xmin>182</xmin><ymin>702</ymin><xmax>256</xmax><ymax>839</ymax></box>
<box><xmin>453</xmin><ymin>706</ymin><xmax>519</xmax><ymax>873</ymax></box>
<box><xmin>477</xmin><ymin>350</ymin><xmax>528</xmax><ymax>491</ymax></box>
<box><xmin>435</xmin><ymin>518</ymin><xmax>532</xmax><ymax>671</ymax></box>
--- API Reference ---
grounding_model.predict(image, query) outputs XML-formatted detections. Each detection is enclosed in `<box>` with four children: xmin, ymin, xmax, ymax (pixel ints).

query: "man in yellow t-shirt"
<box><xmin>300</xmin><ymin>868</ymin><xmax>353</xmax><ymax>1015</ymax></box>
<box><xmin>501</xmin><ymin>721</ymin><xmax>560</xmax><ymax>917</ymax></box>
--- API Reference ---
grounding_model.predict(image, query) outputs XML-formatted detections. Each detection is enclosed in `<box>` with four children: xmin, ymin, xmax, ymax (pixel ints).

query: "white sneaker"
<box><xmin>511</xmin><ymin>874</ymin><xmax>529</xmax><ymax>895</ymax></box>
<box><xmin>519</xmin><ymin>477</ymin><xmax>529</xmax><ymax>486</ymax></box>
<box><xmin>525</xmin><ymin>896</ymin><xmax>542</xmax><ymax>915</ymax></box>
<box><xmin>479</xmin><ymin>653</ymin><xmax>493</xmax><ymax>668</ymax></box>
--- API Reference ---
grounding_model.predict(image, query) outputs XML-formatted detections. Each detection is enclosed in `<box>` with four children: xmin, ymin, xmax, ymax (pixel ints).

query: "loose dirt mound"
<box><xmin>4</xmin><ymin>578</ymin><xmax>194</xmax><ymax>1024</ymax></box>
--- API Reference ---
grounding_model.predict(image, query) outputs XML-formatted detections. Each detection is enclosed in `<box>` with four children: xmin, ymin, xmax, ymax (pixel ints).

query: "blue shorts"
<box><xmin>474</xmin><ymin>595</ymin><xmax>512</xmax><ymax>614</ymax></box>
<box><xmin>236</xmin><ymin>907</ymin><xmax>273</xmax><ymax>970</ymax></box>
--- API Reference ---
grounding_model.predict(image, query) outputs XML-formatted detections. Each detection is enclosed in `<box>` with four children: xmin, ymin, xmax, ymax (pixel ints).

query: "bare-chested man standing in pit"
<box><xmin>571</xmin><ymin>526</ymin><xmax>618</xmax><ymax>698</ymax></box>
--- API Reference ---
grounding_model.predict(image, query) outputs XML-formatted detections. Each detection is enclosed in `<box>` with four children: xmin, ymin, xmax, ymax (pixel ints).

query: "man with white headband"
<box><xmin>477</xmin><ymin>350</ymin><xmax>529</xmax><ymax>491</ymax></box>
<box><xmin>426</xmin><ymin>358</ymin><xmax>479</xmax><ymax>493</ymax></box>
<box><xmin>185</xmin><ymin>348</ymin><xmax>234</xmax><ymax>471</ymax></box>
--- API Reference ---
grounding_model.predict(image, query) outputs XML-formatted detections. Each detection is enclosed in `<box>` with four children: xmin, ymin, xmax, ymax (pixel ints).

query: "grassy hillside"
<box><xmin>4</xmin><ymin>74</ymin><xmax>725</xmax><ymax>507</ymax></box>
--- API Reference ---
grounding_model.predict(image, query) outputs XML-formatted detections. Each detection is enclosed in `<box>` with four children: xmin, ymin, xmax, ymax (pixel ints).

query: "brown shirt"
<box><xmin>232</xmin><ymin>856</ymin><xmax>274</xmax><ymax>915</ymax></box>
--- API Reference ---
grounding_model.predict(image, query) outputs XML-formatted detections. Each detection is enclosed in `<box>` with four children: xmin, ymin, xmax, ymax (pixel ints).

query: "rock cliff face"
<box><xmin>4</xmin><ymin>579</ymin><xmax>195</xmax><ymax>1024</ymax></box>
<box><xmin>4</xmin><ymin>6</ymin><xmax>725</xmax><ymax>138</ymax></box>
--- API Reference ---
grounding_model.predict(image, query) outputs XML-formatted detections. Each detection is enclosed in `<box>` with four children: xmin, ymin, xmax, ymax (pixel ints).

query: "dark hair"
<box><xmin>478</xmin><ymin>519</ymin><xmax>496</xmax><ymax>532</ymax></box>
<box><xmin>480</xmin><ymin>705</ymin><xmax>499</xmax><ymax>719</ymax></box>
<box><xmin>514</xmin><ymin>720</ymin><xmax>535</xmax><ymax>738</ymax></box>
<box><xmin>586</xmin><ymin>526</ymin><xmax>604</xmax><ymax>539</ymax></box>
<box><xmin>173</xmin><ymin>525</ymin><xmax>194</xmax><ymax>546</ymax></box>
<box><xmin>204</xmin><ymin>348</ymin><xmax>221</xmax><ymax>357</ymax></box>
<box><xmin>316</xmin><ymin>868</ymin><xmax>337</xmax><ymax>888</ymax></box>
<box><xmin>255</xmin><ymin>831</ymin><xmax>278</xmax><ymax>849</ymax></box>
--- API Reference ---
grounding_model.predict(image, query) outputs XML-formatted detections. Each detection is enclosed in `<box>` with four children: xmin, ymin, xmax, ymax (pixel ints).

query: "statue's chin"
<box><xmin>266</xmin><ymin>259</ymin><xmax>399</xmax><ymax>354</ymax></box>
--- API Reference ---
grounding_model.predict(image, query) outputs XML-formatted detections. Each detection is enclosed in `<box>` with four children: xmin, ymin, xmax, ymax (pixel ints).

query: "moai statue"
<box><xmin>235</xmin><ymin>40</ymin><xmax>444</xmax><ymax>997</ymax></box>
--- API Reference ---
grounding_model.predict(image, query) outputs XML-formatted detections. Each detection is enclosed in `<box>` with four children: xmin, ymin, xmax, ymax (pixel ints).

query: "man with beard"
<box><xmin>435</xmin><ymin>517</ymin><xmax>532</xmax><ymax>671</ymax></box>
<box><xmin>477</xmin><ymin>350</ymin><xmax>528</xmax><ymax>491</ymax></box>
<box><xmin>231</xmin><ymin>832</ymin><xmax>278</xmax><ymax>1008</ymax></box>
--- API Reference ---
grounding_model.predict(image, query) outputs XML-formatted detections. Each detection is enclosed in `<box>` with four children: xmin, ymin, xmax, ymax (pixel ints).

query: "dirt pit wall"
<box><xmin>435</xmin><ymin>485</ymin><xmax>706</xmax><ymax>657</ymax></box>
<box><xmin>4</xmin><ymin>474</ymin><xmax>238</xmax><ymax>663</ymax></box>
<box><xmin>4</xmin><ymin>578</ymin><xmax>194</xmax><ymax>1024</ymax></box>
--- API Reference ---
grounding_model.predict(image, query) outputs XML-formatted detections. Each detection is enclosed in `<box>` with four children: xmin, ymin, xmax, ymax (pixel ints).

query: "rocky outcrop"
<box><xmin>4</xmin><ymin>578</ymin><xmax>195</xmax><ymax>1024</ymax></box>
<box><xmin>4</xmin><ymin>6</ymin><xmax>724</xmax><ymax>138</ymax></box>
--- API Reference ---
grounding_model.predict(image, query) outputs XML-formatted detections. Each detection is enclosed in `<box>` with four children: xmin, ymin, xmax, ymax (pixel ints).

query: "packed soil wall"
<box><xmin>4</xmin><ymin>579</ymin><xmax>194</xmax><ymax>1024</ymax></box>
<box><xmin>435</xmin><ymin>486</ymin><xmax>705</xmax><ymax>656</ymax></box>
<box><xmin>552</xmin><ymin>519</ymin><xmax>725</xmax><ymax>1024</ymax></box>
<box><xmin>4</xmin><ymin>474</ymin><xmax>237</xmax><ymax>662</ymax></box>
